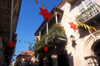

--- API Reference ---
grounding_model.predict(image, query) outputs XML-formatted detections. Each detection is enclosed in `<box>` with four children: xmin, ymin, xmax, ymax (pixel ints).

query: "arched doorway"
<box><xmin>94</xmin><ymin>41</ymin><xmax>100</xmax><ymax>66</ymax></box>
<box><xmin>84</xmin><ymin>30</ymin><xmax>100</xmax><ymax>66</ymax></box>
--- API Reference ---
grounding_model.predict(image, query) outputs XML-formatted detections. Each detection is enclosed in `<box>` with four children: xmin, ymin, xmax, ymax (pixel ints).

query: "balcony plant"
<box><xmin>77</xmin><ymin>3</ymin><xmax>100</xmax><ymax>23</ymax></box>
<box><xmin>33</xmin><ymin>23</ymin><xmax>66</xmax><ymax>53</ymax></box>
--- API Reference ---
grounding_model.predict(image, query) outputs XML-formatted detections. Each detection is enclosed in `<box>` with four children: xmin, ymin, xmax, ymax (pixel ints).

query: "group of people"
<box><xmin>14</xmin><ymin>59</ymin><xmax>34</xmax><ymax>66</ymax></box>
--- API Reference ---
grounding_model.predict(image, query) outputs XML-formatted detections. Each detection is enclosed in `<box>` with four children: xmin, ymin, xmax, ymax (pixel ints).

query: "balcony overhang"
<box><xmin>67</xmin><ymin>0</ymin><xmax>78</xmax><ymax>5</ymax></box>
<box><xmin>38</xmin><ymin>40</ymin><xmax>67</xmax><ymax>58</ymax></box>
<box><xmin>35</xmin><ymin>36</ymin><xmax>67</xmax><ymax>55</ymax></box>
<box><xmin>85</xmin><ymin>13</ymin><xmax>100</xmax><ymax>24</ymax></box>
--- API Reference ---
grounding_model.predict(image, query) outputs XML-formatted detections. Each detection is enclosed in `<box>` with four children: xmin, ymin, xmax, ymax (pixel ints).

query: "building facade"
<box><xmin>0</xmin><ymin>0</ymin><xmax>22</xmax><ymax>65</ymax></box>
<box><xmin>34</xmin><ymin>0</ymin><xmax>100</xmax><ymax>66</ymax></box>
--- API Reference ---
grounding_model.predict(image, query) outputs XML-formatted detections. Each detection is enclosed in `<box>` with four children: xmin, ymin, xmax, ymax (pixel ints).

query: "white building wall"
<box><xmin>58</xmin><ymin>0</ymin><xmax>100</xmax><ymax>66</ymax></box>
<box><xmin>93</xmin><ymin>0</ymin><xmax>100</xmax><ymax>5</ymax></box>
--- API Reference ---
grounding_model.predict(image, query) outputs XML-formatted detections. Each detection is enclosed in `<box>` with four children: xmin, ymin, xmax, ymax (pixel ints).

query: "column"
<box><xmin>55</xmin><ymin>11</ymin><xmax>58</xmax><ymax>24</ymax></box>
<box><xmin>39</xmin><ymin>31</ymin><xmax>41</xmax><ymax>40</ymax></box>
<box><xmin>46</xmin><ymin>23</ymin><xmax>48</xmax><ymax>34</ymax></box>
<box><xmin>45</xmin><ymin>23</ymin><xmax>48</xmax><ymax>44</ymax></box>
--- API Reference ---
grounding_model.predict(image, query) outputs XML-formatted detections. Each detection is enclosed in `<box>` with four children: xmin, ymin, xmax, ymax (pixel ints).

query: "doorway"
<box><xmin>39</xmin><ymin>58</ymin><xmax>43</xmax><ymax>66</ymax></box>
<box><xmin>94</xmin><ymin>41</ymin><xmax>100</xmax><ymax>66</ymax></box>
<box><xmin>57</xmin><ymin>50</ymin><xmax>69</xmax><ymax>66</ymax></box>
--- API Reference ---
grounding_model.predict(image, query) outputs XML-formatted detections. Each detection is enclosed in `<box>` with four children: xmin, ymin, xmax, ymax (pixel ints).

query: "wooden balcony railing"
<box><xmin>76</xmin><ymin>3</ymin><xmax>100</xmax><ymax>24</ymax></box>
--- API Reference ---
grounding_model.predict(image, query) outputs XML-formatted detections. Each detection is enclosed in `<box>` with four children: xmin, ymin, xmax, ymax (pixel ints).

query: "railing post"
<box><xmin>45</xmin><ymin>22</ymin><xmax>48</xmax><ymax>44</ymax></box>
<box><xmin>39</xmin><ymin>31</ymin><xmax>41</xmax><ymax>40</ymax></box>
<box><xmin>46</xmin><ymin>23</ymin><xmax>48</xmax><ymax>34</ymax></box>
<box><xmin>55</xmin><ymin>11</ymin><xmax>58</xmax><ymax>24</ymax></box>
<box><xmin>95</xmin><ymin>3</ymin><xmax>100</xmax><ymax>12</ymax></box>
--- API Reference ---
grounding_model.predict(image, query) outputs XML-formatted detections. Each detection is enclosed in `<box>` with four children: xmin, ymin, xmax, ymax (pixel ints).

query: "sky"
<box><xmin>12</xmin><ymin>0</ymin><xmax>62</xmax><ymax>61</ymax></box>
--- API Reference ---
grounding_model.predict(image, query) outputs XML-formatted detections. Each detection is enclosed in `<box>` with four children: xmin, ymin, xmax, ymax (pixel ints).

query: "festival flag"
<box><xmin>54</xmin><ymin>10</ymin><xmax>57</xmax><ymax>16</ymax></box>
<box><xmin>35</xmin><ymin>0</ymin><xmax>38</xmax><ymax>4</ymax></box>
<box><xmin>41</xmin><ymin>4</ymin><xmax>43</xmax><ymax>9</ymax></box>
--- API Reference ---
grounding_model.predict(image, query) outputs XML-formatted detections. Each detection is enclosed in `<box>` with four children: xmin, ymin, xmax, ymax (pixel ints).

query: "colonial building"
<box><xmin>0</xmin><ymin>0</ymin><xmax>21</xmax><ymax>65</ymax></box>
<box><xmin>34</xmin><ymin>0</ymin><xmax>100</xmax><ymax>66</ymax></box>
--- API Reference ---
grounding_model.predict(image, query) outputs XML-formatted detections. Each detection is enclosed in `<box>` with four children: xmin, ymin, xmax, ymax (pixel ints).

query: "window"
<box><xmin>78</xmin><ymin>0</ymin><xmax>93</xmax><ymax>12</ymax></box>
<box><xmin>84</xmin><ymin>0</ymin><xmax>93</xmax><ymax>8</ymax></box>
<box><xmin>78</xmin><ymin>2</ymin><xmax>85</xmax><ymax>12</ymax></box>
<box><xmin>84</xmin><ymin>0</ymin><xmax>91</xmax><ymax>5</ymax></box>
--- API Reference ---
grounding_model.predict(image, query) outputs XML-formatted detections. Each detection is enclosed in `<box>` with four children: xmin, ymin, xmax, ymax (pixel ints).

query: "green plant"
<box><xmin>96</xmin><ymin>3</ymin><xmax>100</xmax><ymax>8</ymax></box>
<box><xmin>33</xmin><ymin>23</ymin><xmax>65</xmax><ymax>53</ymax></box>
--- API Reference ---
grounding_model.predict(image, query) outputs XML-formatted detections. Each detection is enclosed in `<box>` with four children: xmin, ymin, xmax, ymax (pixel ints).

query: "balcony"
<box><xmin>67</xmin><ymin>0</ymin><xmax>78</xmax><ymax>5</ymax></box>
<box><xmin>34</xmin><ymin>24</ymin><xmax>67</xmax><ymax>53</ymax></box>
<box><xmin>76</xmin><ymin>3</ymin><xmax>100</xmax><ymax>24</ymax></box>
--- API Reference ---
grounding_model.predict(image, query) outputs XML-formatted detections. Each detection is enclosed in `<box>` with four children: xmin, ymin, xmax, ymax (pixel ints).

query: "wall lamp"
<box><xmin>70</xmin><ymin>35</ymin><xmax>75</xmax><ymax>42</ymax></box>
<box><xmin>70</xmin><ymin>35</ymin><xmax>76</xmax><ymax>49</ymax></box>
